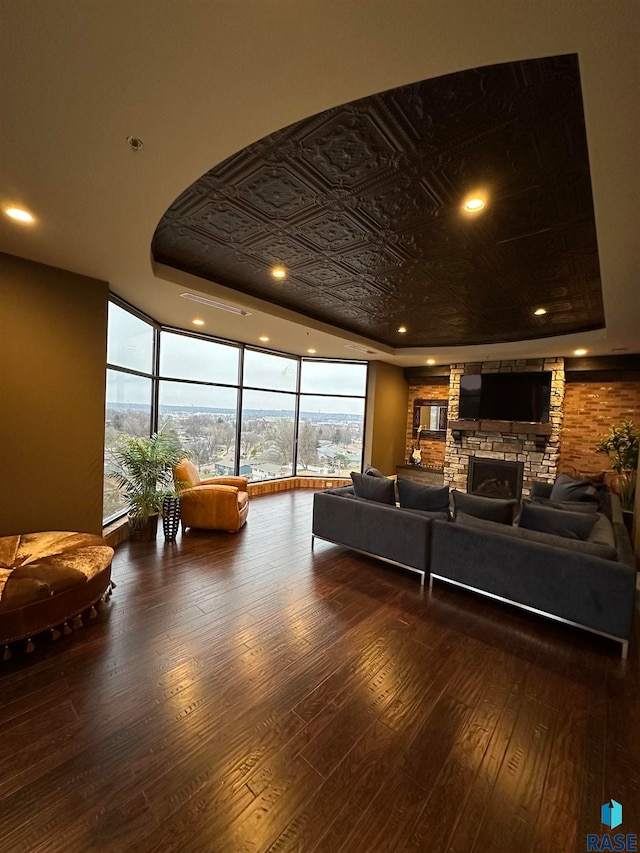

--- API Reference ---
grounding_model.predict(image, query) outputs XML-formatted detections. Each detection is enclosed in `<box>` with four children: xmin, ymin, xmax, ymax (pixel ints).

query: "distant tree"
<box><xmin>240</xmin><ymin>430</ymin><xmax>261</xmax><ymax>459</ymax></box>
<box><xmin>332</xmin><ymin>426</ymin><xmax>348</xmax><ymax>444</ymax></box>
<box><xmin>263</xmin><ymin>419</ymin><xmax>295</xmax><ymax>465</ymax></box>
<box><xmin>333</xmin><ymin>452</ymin><xmax>351</xmax><ymax>472</ymax></box>
<box><xmin>184</xmin><ymin>414</ymin><xmax>209</xmax><ymax>440</ymax></box>
<box><xmin>298</xmin><ymin>422</ymin><xmax>319</xmax><ymax>468</ymax></box>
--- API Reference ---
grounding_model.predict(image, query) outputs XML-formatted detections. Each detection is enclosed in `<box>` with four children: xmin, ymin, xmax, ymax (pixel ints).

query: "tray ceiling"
<box><xmin>152</xmin><ymin>53</ymin><xmax>604</xmax><ymax>349</ymax></box>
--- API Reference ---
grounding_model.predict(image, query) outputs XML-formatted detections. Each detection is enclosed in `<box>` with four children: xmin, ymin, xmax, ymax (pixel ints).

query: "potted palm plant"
<box><xmin>110</xmin><ymin>426</ymin><xmax>186</xmax><ymax>541</ymax></box>
<box><xmin>596</xmin><ymin>419</ymin><xmax>639</xmax><ymax>529</ymax></box>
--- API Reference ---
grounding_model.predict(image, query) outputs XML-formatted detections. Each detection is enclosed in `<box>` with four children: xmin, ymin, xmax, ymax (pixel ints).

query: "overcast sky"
<box><xmin>108</xmin><ymin>307</ymin><xmax>367</xmax><ymax>412</ymax></box>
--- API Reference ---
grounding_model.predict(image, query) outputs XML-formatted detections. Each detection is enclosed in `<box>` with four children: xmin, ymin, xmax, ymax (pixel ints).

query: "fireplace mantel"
<box><xmin>448</xmin><ymin>419</ymin><xmax>551</xmax><ymax>449</ymax></box>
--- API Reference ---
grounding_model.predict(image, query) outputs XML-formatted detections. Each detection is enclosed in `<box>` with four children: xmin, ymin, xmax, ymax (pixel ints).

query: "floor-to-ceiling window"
<box><xmin>298</xmin><ymin>360</ymin><xmax>367</xmax><ymax>477</ymax></box>
<box><xmin>103</xmin><ymin>302</ymin><xmax>156</xmax><ymax>522</ymax></box>
<box><xmin>103</xmin><ymin>300</ymin><xmax>368</xmax><ymax>523</ymax></box>
<box><xmin>240</xmin><ymin>349</ymin><xmax>298</xmax><ymax>481</ymax></box>
<box><xmin>158</xmin><ymin>331</ymin><xmax>240</xmax><ymax>478</ymax></box>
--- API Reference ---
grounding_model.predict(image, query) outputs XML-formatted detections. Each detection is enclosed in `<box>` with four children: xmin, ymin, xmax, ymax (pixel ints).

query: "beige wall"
<box><xmin>364</xmin><ymin>362</ymin><xmax>408</xmax><ymax>476</ymax></box>
<box><xmin>0</xmin><ymin>252</ymin><xmax>108</xmax><ymax>535</ymax></box>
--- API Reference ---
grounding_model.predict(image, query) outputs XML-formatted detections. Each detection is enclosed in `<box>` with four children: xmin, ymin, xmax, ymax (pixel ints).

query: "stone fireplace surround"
<box><xmin>443</xmin><ymin>358</ymin><xmax>565</xmax><ymax>498</ymax></box>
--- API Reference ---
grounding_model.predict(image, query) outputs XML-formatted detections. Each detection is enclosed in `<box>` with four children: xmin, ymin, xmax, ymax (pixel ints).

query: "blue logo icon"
<box><xmin>602</xmin><ymin>800</ymin><xmax>623</xmax><ymax>830</ymax></box>
<box><xmin>588</xmin><ymin>799</ymin><xmax>636</xmax><ymax>850</ymax></box>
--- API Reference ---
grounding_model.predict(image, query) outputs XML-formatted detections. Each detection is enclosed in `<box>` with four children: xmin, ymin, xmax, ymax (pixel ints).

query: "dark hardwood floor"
<box><xmin>0</xmin><ymin>490</ymin><xmax>639</xmax><ymax>852</ymax></box>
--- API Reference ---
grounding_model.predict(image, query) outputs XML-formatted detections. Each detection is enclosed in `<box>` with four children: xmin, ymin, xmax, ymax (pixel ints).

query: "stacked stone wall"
<box><xmin>443</xmin><ymin>358</ymin><xmax>565</xmax><ymax>497</ymax></box>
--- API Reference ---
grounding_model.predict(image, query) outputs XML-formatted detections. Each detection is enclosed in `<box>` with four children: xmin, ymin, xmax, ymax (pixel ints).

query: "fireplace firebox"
<box><xmin>467</xmin><ymin>457</ymin><xmax>524</xmax><ymax>500</ymax></box>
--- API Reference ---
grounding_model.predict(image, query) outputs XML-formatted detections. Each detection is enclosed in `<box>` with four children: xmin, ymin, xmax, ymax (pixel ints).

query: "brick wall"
<box><xmin>405</xmin><ymin>382</ymin><xmax>449</xmax><ymax>468</ymax></box>
<box><xmin>559</xmin><ymin>380</ymin><xmax>640</xmax><ymax>475</ymax></box>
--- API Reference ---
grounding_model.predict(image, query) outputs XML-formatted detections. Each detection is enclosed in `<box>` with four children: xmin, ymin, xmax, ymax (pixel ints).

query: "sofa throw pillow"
<box><xmin>451</xmin><ymin>490</ymin><xmax>517</xmax><ymax>525</ymax></box>
<box><xmin>519</xmin><ymin>501</ymin><xmax>598</xmax><ymax>540</ymax></box>
<box><xmin>549</xmin><ymin>473</ymin><xmax>598</xmax><ymax>502</ymax></box>
<box><xmin>456</xmin><ymin>511</ymin><xmax>618</xmax><ymax>561</ymax></box>
<box><xmin>397</xmin><ymin>479</ymin><xmax>450</xmax><ymax>513</ymax></box>
<box><xmin>529</xmin><ymin>496</ymin><xmax>599</xmax><ymax>513</ymax></box>
<box><xmin>350</xmin><ymin>471</ymin><xmax>395</xmax><ymax>505</ymax></box>
<box><xmin>364</xmin><ymin>465</ymin><xmax>385</xmax><ymax>478</ymax></box>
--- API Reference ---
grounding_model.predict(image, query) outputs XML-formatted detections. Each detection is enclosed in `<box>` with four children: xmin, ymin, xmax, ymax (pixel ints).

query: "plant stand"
<box><xmin>162</xmin><ymin>496</ymin><xmax>181</xmax><ymax>541</ymax></box>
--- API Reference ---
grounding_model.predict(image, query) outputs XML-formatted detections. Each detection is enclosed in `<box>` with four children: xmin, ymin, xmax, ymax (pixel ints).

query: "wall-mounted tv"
<box><xmin>458</xmin><ymin>371</ymin><xmax>552</xmax><ymax>423</ymax></box>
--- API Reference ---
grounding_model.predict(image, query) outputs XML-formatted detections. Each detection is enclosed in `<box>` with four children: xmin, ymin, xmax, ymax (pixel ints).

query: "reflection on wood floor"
<box><xmin>0</xmin><ymin>490</ymin><xmax>638</xmax><ymax>852</ymax></box>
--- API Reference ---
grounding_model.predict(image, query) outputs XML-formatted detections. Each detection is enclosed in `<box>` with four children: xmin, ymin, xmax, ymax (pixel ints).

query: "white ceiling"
<box><xmin>1</xmin><ymin>0</ymin><xmax>638</xmax><ymax>367</ymax></box>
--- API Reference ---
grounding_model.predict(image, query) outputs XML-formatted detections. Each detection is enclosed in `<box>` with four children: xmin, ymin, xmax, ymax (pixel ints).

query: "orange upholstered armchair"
<box><xmin>173</xmin><ymin>459</ymin><xmax>249</xmax><ymax>533</ymax></box>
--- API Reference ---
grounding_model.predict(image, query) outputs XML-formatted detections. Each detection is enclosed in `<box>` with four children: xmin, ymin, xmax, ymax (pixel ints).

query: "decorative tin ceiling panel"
<box><xmin>152</xmin><ymin>54</ymin><xmax>604</xmax><ymax>348</ymax></box>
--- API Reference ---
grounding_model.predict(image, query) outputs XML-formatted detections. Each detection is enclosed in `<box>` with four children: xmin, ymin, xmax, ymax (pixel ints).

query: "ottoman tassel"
<box><xmin>25</xmin><ymin>638</ymin><xmax>35</xmax><ymax>653</ymax></box>
<box><xmin>89</xmin><ymin>606</ymin><xmax>98</xmax><ymax>619</ymax></box>
<box><xmin>50</xmin><ymin>627</ymin><xmax>61</xmax><ymax>641</ymax></box>
<box><xmin>62</xmin><ymin>622</ymin><xmax>72</xmax><ymax>635</ymax></box>
<box><xmin>2</xmin><ymin>645</ymin><xmax>11</xmax><ymax>661</ymax></box>
<box><xmin>72</xmin><ymin>615</ymin><xmax>83</xmax><ymax>629</ymax></box>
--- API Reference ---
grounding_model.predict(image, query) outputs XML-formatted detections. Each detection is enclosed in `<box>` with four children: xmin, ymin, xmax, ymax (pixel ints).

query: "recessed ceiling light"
<box><xmin>463</xmin><ymin>196</ymin><xmax>485</xmax><ymax>213</ymax></box>
<box><xmin>307</xmin><ymin>348</ymin><xmax>317</xmax><ymax>354</ymax></box>
<box><xmin>426</xmin><ymin>358</ymin><xmax>436</xmax><ymax>365</ymax></box>
<box><xmin>574</xmin><ymin>348</ymin><xmax>588</xmax><ymax>356</ymax></box>
<box><xmin>192</xmin><ymin>318</ymin><xmax>204</xmax><ymax>326</ymax></box>
<box><xmin>271</xmin><ymin>266</ymin><xmax>286</xmax><ymax>279</ymax></box>
<box><xmin>533</xmin><ymin>307</ymin><xmax>547</xmax><ymax>316</ymax></box>
<box><xmin>259</xmin><ymin>335</ymin><xmax>270</xmax><ymax>342</ymax></box>
<box><xmin>5</xmin><ymin>207</ymin><xmax>34</xmax><ymax>223</ymax></box>
<box><xmin>397</xmin><ymin>326</ymin><xmax>407</xmax><ymax>334</ymax></box>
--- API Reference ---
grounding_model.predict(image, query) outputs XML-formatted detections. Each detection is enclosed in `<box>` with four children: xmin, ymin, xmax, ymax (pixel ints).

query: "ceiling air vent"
<box><xmin>345</xmin><ymin>343</ymin><xmax>377</xmax><ymax>355</ymax></box>
<box><xmin>180</xmin><ymin>292</ymin><xmax>251</xmax><ymax>316</ymax></box>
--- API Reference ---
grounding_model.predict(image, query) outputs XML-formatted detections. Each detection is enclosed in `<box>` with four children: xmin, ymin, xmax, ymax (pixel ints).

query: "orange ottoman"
<box><xmin>0</xmin><ymin>531</ymin><xmax>114</xmax><ymax>660</ymax></box>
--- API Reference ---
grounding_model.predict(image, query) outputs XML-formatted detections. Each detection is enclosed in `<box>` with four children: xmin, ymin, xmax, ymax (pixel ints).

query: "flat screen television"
<box><xmin>458</xmin><ymin>371</ymin><xmax>552</xmax><ymax>423</ymax></box>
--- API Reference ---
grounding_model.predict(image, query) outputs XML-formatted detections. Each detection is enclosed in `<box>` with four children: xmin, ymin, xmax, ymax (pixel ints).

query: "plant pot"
<box><xmin>162</xmin><ymin>496</ymin><xmax>181</xmax><ymax>541</ymax></box>
<box><xmin>129</xmin><ymin>513</ymin><xmax>159</xmax><ymax>542</ymax></box>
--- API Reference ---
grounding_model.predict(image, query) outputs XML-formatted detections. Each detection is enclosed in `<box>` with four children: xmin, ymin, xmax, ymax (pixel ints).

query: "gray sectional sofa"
<box><xmin>312</xmin><ymin>485</ymin><xmax>446</xmax><ymax>585</ymax></box>
<box><xmin>312</xmin><ymin>478</ymin><xmax>637</xmax><ymax>657</ymax></box>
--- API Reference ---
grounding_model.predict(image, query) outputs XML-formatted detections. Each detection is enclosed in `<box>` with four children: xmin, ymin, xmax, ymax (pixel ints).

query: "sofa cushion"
<box><xmin>451</xmin><ymin>490</ymin><xmax>517</xmax><ymax>524</ymax></box>
<box><xmin>529</xmin><ymin>496</ymin><xmax>599</xmax><ymax>513</ymax></box>
<box><xmin>350</xmin><ymin>471</ymin><xmax>395</xmax><ymax>505</ymax></box>
<box><xmin>519</xmin><ymin>501</ymin><xmax>598</xmax><ymax>540</ymax></box>
<box><xmin>550</xmin><ymin>473</ymin><xmax>598</xmax><ymax>502</ymax></box>
<box><xmin>587</xmin><ymin>513</ymin><xmax>616</xmax><ymax>550</ymax></box>
<box><xmin>455</xmin><ymin>512</ymin><xmax>619</xmax><ymax>561</ymax></box>
<box><xmin>364</xmin><ymin>465</ymin><xmax>385</xmax><ymax>478</ymax></box>
<box><xmin>397</xmin><ymin>479</ymin><xmax>450</xmax><ymax>513</ymax></box>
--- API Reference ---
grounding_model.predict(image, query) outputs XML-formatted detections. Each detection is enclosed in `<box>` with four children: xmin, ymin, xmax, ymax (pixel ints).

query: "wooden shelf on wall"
<box><xmin>448</xmin><ymin>419</ymin><xmax>552</xmax><ymax>434</ymax></box>
<box><xmin>448</xmin><ymin>419</ymin><xmax>552</xmax><ymax>449</ymax></box>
